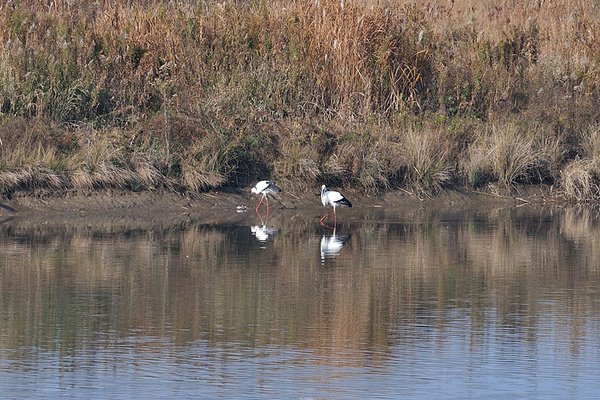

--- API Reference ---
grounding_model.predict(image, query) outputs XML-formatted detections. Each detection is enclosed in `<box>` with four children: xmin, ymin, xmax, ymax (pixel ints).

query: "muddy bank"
<box><xmin>0</xmin><ymin>184</ymin><xmax>558</xmax><ymax>221</ymax></box>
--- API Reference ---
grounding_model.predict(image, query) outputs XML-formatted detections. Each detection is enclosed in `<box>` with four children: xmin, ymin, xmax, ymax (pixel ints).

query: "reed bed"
<box><xmin>0</xmin><ymin>0</ymin><xmax>598</xmax><ymax>199</ymax></box>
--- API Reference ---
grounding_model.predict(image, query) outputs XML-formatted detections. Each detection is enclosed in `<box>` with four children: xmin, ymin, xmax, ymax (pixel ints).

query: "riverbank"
<box><xmin>0</xmin><ymin>183</ymin><xmax>558</xmax><ymax>219</ymax></box>
<box><xmin>1</xmin><ymin>1</ymin><xmax>599</xmax><ymax>202</ymax></box>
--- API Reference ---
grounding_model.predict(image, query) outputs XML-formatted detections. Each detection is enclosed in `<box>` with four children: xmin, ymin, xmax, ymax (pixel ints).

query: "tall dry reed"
<box><xmin>0</xmin><ymin>0</ymin><xmax>598</xmax><ymax>196</ymax></box>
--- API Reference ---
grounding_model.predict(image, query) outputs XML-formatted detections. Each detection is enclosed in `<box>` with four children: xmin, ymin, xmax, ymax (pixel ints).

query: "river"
<box><xmin>1</xmin><ymin>204</ymin><xmax>599</xmax><ymax>399</ymax></box>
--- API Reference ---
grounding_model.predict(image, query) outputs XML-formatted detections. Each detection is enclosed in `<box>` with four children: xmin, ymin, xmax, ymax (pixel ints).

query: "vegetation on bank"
<box><xmin>0</xmin><ymin>0</ymin><xmax>599</xmax><ymax>200</ymax></box>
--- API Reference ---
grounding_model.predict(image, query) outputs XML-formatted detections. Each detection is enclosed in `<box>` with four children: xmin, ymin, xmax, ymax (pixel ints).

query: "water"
<box><xmin>1</xmin><ymin>204</ymin><xmax>600</xmax><ymax>399</ymax></box>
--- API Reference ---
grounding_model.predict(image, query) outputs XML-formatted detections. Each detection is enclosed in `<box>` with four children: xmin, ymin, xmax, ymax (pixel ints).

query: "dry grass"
<box><xmin>464</xmin><ymin>121</ymin><xmax>561</xmax><ymax>188</ymax></box>
<box><xmin>0</xmin><ymin>1</ymin><xmax>599</xmax><ymax>196</ymax></box>
<box><xmin>560</xmin><ymin>159</ymin><xmax>600</xmax><ymax>202</ymax></box>
<box><xmin>180</xmin><ymin>149</ymin><xmax>227</xmax><ymax>193</ymax></box>
<box><xmin>274</xmin><ymin>125</ymin><xmax>322</xmax><ymax>187</ymax></box>
<box><xmin>322</xmin><ymin>125</ymin><xmax>393</xmax><ymax>191</ymax></box>
<box><xmin>401</xmin><ymin>125</ymin><xmax>454</xmax><ymax>194</ymax></box>
<box><xmin>559</xmin><ymin>124</ymin><xmax>600</xmax><ymax>201</ymax></box>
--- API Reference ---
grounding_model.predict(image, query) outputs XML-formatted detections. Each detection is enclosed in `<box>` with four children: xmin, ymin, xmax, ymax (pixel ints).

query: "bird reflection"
<box><xmin>251</xmin><ymin>224</ymin><xmax>278</xmax><ymax>243</ymax></box>
<box><xmin>251</xmin><ymin>213</ymin><xmax>278</xmax><ymax>244</ymax></box>
<box><xmin>320</xmin><ymin>228</ymin><xmax>349</xmax><ymax>261</ymax></box>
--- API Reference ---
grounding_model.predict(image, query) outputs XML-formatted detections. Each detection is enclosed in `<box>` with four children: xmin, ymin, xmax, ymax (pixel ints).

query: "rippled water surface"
<box><xmin>1</xmin><ymin>204</ymin><xmax>600</xmax><ymax>399</ymax></box>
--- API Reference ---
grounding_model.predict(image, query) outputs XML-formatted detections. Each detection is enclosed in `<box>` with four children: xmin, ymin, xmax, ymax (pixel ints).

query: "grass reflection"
<box><xmin>0</xmin><ymin>205</ymin><xmax>599</xmax><ymax>362</ymax></box>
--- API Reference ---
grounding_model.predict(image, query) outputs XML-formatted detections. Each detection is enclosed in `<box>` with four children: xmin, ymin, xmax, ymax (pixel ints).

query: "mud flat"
<box><xmin>0</xmin><ymin>184</ymin><xmax>559</xmax><ymax>226</ymax></box>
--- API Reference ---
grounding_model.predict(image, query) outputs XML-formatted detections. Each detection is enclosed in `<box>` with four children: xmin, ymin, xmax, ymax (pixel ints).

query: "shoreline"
<box><xmin>0</xmin><ymin>184</ymin><xmax>561</xmax><ymax>219</ymax></box>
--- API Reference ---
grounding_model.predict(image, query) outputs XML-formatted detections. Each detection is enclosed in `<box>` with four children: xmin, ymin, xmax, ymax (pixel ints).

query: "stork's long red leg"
<box><xmin>265</xmin><ymin>196</ymin><xmax>269</xmax><ymax>219</ymax></box>
<box><xmin>256</xmin><ymin>194</ymin><xmax>264</xmax><ymax>212</ymax></box>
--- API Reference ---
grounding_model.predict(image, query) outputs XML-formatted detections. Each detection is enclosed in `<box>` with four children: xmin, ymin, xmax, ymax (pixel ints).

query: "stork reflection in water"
<box><xmin>250</xmin><ymin>210</ymin><xmax>278</xmax><ymax>245</ymax></box>
<box><xmin>320</xmin><ymin>227</ymin><xmax>350</xmax><ymax>261</ymax></box>
<box><xmin>251</xmin><ymin>224</ymin><xmax>278</xmax><ymax>243</ymax></box>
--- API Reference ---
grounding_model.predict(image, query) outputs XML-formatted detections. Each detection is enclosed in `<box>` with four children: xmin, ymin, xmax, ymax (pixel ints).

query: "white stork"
<box><xmin>251</xmin><ymin>180</ymin><xmax>281</xmax><ymax>217</ymax></box>
<box><xmin>320</xmin><ymin>184</ymin><xmax>352</xmax><ymax>226</ymax></box>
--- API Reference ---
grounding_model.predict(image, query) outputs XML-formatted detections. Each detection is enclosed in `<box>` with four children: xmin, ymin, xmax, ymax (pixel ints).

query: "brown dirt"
<box><xmin>0</xmin><ymin>183</ymin><xmax>559</xmax><ymax>222</ymax></box>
